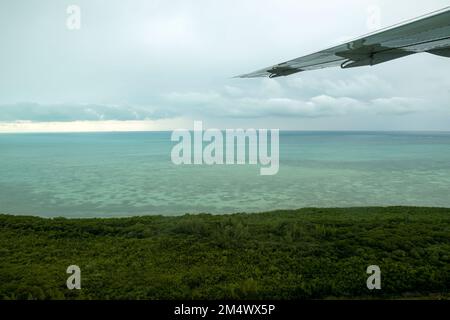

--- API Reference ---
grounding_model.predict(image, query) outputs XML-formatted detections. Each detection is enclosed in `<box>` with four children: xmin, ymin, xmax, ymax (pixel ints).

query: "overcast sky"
<box><xmin>0</xmin><ymin>0</ymin><xmax>449</xmax><ymax>132</ymax></box>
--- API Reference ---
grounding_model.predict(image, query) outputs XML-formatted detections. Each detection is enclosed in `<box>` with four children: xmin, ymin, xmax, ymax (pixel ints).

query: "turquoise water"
<box><xmin>0</xmin><ymin>131</ymin><xmax>450</xmax><ymax>217</ymax></box>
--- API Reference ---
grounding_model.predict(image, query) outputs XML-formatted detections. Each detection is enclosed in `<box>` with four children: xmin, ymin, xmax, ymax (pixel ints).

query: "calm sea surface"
<box><xmin>1</xmin><ymin>131</ymin><xmax>449</xmax><ymax>217</ymax></box>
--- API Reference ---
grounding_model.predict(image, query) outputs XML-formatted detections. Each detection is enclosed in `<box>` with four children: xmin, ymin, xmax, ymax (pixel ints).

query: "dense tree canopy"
<box><xmin>0</xmin><ymin>207</ymin><xmax>449</xmax><ymax>300</ymax></box>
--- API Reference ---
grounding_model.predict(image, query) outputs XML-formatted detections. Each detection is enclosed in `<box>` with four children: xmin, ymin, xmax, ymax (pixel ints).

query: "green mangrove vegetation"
<box><xmin>0</xmin><ymin>207</ymin><xmax>449</xmax><ymax>300</ymax></box>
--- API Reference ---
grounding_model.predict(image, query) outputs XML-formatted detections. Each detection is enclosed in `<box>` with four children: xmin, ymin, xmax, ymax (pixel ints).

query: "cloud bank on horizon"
<box><xmin>0</xmin><ymin>0</ymin><xmax>449</xmax><ymax>131</ymax></box>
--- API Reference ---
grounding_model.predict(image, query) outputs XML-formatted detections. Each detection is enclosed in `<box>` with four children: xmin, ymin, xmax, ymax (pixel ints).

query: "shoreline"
<box><xmin>1</xmin><ymin>205</ymin><xmax>450</xmax><ymax>220</ymax></box>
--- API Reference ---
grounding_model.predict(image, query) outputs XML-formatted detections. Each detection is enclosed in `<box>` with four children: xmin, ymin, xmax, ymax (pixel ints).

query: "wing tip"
<box><xmin>236</xmin><ymin>65</ymin><xmax>303</xmax><ymax>79</ymax></box>
<box><xmin>233</xmin><ymin>72</ymin><xmax>269</xmax><ymax>79</ymax></box>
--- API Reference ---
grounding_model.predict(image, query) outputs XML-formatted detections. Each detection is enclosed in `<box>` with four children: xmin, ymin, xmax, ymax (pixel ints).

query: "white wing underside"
<box><xmin>238</xmin><ymin>7</ymin><xmax>450</xmax><ymax>78</ymax></box>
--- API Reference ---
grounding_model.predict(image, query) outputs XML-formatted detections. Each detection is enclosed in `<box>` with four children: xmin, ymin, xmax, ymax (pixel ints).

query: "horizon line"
<box><xmin>1</xmin><ymin>130</ymin><xmax>450</xmax><ymax>134</ymax></box>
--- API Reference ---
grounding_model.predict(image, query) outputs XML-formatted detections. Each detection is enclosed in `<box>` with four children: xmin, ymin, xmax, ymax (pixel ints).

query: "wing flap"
<box><xmin>427</xmin><ymin>47</ymin><xmax>450</xmax><ymax>57</ymax></box>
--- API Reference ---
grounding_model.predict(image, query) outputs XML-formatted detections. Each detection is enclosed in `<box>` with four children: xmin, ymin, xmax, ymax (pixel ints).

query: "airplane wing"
<box><xmin>237</xmin><ymin>7</ymin><xmax>450</xmax><ymax>78</ymax></box>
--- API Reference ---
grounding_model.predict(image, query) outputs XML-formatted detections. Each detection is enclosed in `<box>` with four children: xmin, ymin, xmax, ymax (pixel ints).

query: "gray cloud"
<box><xmin>0</xmin><ymin>102</ymin><xmax>175</xmax><ymax>122</ymax></box>
<box><xmin>0</xmin><ymin>75</ymin><xmax>431</xmax><ymax>122</ymax></box>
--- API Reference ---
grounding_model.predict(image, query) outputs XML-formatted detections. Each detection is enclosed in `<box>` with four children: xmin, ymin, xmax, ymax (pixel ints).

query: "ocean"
<box><xmin>0</xmin><ymin>131</ymin><xmax>449</xmax><ymax>217</ymax></box>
